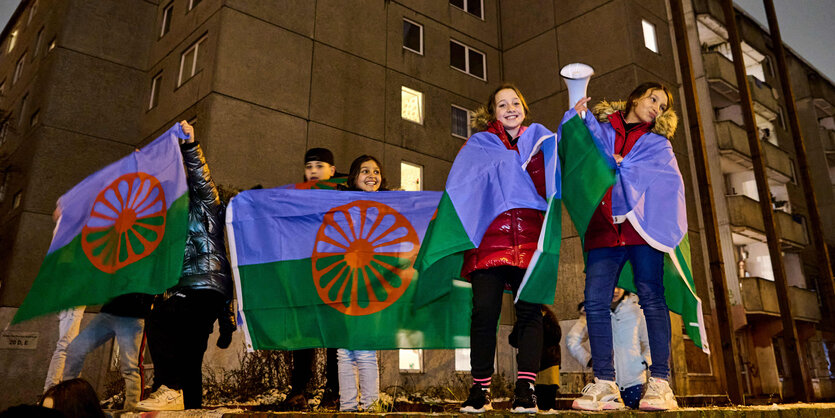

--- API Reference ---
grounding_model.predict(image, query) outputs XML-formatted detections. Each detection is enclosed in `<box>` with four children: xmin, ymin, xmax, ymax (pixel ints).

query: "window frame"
<box><xmin>149</xmin><ymin>72</ymin><xmax>163</xmax><ymax>110</ymax></box>
<box><xmin>402</xmin><ymin>18</ymin><xmax>424</xmax><ymax>55</ymax></box>
<box><xmin>177</xmin><ymin>35</ymin><xmax>207</xmax><ymax>87</ymax></box>
<box><xmin>28</xmin><ymin>0</ymin><xmax>38</xmax><ymax>26</ymax></box>
<box><xmin>188</xmin><ymin>0</ymin><xmax>202</xmax><ymax>11</ymax></box>
<box><xmin>13</xmin><ymin>53</ymin><xmax>26</xmax><ymax>84</ymax></box>
<box><xmin>29</xmin><ymin>109</ymin><xmax>39</xmax><ymax>127</ymax></box>
<box><xmin>449</xmin><ymin>0</ymin><xmax>484</xmax><ymax>20</ymax></box>
<box><xmin>400</xmin><ymin>161</ymin><xmax>424</xmax><ymax>191</ymax></box>
<box><xmin>18</xmin><ymin>93</ymin><xmax>28</xmax><ymax>127</ymax></box>
<box><xmin>451</xmin><ymin>104</ymin><xmax>472</xmax><ymax>139</ymax></box>
<box><xmin>33</xmin><ymin>27</ymin><xmax>44</xmax><ymax>58</ymax></box>
<box><xmin>160</xmin><ymin>3</ymin><xmax>174</xmax><ymax>38</ymax></box>
<box><xmin>449</xmin><ymin>39</ymin><xmax>486</xmax><ymax>81</ymax></box>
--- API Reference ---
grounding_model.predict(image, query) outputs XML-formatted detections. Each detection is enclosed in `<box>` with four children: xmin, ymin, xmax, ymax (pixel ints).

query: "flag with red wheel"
<box><xmin>13</xmin><ymin>124</ymin><xmax>190</xmax><ymax>324</ymax></box>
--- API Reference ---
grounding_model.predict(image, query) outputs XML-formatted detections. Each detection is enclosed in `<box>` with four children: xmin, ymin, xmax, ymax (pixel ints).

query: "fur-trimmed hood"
<box><xmin>592</xmin><ymin>100</ymin><xmax>677</xmax><ymax>139</ymax></box>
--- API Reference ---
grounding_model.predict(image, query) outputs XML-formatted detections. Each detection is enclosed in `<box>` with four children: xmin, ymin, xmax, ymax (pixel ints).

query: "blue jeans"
<box><xmin>336</xmin><ymin>349</ymin><xmax>378</xmax><ymax>411</ymax></box>
<box><xmin>63</xmin><ymin>313</ymin><xmax>145</xmax><ymax>409</ymax></box>
<box><xmin>585</xmin><ymin>245</ymin><xmax>670</xmax><ymax>381</ymax></box>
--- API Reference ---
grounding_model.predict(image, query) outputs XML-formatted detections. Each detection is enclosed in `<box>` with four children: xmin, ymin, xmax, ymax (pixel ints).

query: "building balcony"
<box><xmin>739</xmin><ymin>276</ymin><xmax>822</xmax><ymax>322</ymax></box>
<box><xmin>703</xmin><ymin>52</ymin><xmax>779</xmax><ymax>119</ymax></box>
<box><xmin>747</xmin><ymin>75</ymin><xmax>778</xmax><ymax>119</ymax></box>
<box><xmin>726</xmin><ymin>195</ymin><xmax>808</xmax><ymax>249</ymax></box>
<box><xmin>715</xmin><ymin>121</ymin><xmax>793</xmax><ymax>182</ymax></box>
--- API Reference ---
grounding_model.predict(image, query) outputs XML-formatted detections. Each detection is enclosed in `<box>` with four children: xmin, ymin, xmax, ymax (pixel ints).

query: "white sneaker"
<box><xmin>135</xmin><ymin>385</ymin><xmax>185</xmax><ymax>411</ymax></box>
<box><xmin>571</xmin><ymin>378</ymin><xmax>625</xmax><ymax>411</ymax></box>
<box><xmin>639</xmin><ymin>377</ymin><xmax>678</xmax><ymax>411</ymax></box>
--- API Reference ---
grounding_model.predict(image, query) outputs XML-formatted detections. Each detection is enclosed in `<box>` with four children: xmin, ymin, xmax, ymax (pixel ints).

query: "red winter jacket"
<box><xmin>584</xmin><ymin>111</ymin><xmax>649</xmax><ymax>251</ymax></box>
<box><xmin>461</xmin><ymin>121</ymin><xmax>547</xmax><ymax>278</ymax></box>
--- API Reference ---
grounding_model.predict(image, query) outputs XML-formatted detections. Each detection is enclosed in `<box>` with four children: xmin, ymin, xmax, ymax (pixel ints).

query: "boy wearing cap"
<box><xmin>304</xmin><ymin>147</ymin><xmax>336</xmax><ymax>182</ymax></box>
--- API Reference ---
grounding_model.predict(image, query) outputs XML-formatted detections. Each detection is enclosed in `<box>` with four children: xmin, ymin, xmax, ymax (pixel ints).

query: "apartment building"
<box><xmin>0</xmin><ymin>0</ymin><xmax>831</xmax><ymax>407</ymax></box>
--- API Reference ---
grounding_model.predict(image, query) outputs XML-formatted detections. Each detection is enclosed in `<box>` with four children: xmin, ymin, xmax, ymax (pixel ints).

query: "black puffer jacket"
<box><xmin>173</xmin><ymin>142</ymin><xmax>236</xmax><ymax>333</ymax></box>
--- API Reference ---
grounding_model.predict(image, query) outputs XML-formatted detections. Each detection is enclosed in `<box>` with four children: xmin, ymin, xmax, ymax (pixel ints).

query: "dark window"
<box><xmin>189</xmin><ymin>0</ymin><xmax>202</xmax><ymax>11</ymax></box>
<box><xmin>451</xmin><ymin>106</ymin><xmax>470</xmax><ymax>138</ymax></box>
<box><xmin>468</xmin><ymin>49</ymin><xmax>484</xmax><ymax>79</ymax></box>
<box><xmin>160</xmin><ymin>4</ymin><xmax>173</xmax><ymax>38</ymax></box>
<box><xmin>29</xmin><ymin>110</ymin><xmax>39</xmax><ymax>127</ymax></box>
<box><xmin>450</xmin><ymin>0</ymin><xmax>483</xmax><ymax>19</ymax></box>
<box><xmin>403</xmin><ymin>19</ymin><xmax>423</xmax><ymax>54</ymax></box>
<box><xmin>450</xmin><ymin>41</ymin><xmax>466</xmax><ymax>71</ymax></box>
<box><xmin>449</xmin><ymin>40</ymin><xmax>485</xmax><ymax>80</ymax></box>
<box><xmin>149</xmin><ymin>73</ymin><xmax>162</xmax><ymax>109</ymax></box>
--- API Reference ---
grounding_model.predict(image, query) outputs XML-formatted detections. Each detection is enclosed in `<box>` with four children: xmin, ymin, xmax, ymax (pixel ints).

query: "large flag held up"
<box><xmin>13</xmin><ymin>124</ymin><xmax>190</xmax><ymax>324</ymax></box>
<box><xmin>227</xmin><ymin>189</ymin><xmax>471</xmax><ymax>351</ymax></box>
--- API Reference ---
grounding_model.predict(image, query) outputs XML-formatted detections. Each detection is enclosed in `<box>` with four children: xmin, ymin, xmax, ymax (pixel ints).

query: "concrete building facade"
<box><xmin>0</xmin><ymin>0</ymin><xmax>832</xmax><ymax>408</ymax></box>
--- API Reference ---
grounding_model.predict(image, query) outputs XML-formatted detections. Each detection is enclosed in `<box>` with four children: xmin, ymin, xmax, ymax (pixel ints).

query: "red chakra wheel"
<box><xmin>81</xmin><ymin>172</ymin><xmax>167</xmax><ymax>273</ymax></box>
<box><xmin>312</xmin><ymin>200</ymin><xmax>419</xmax><ymax>316</ymax></box>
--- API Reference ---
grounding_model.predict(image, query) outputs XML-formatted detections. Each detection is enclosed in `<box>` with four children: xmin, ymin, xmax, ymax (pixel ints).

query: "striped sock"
<box><xmin>518</xmin><ymin>371</ymin><xmax>537</xmax><ymax>385</ymax></box>
<box><xmin>473</xmin><ymin>376</ymin><xmax>492</xmax><ymax>390</ymax></box>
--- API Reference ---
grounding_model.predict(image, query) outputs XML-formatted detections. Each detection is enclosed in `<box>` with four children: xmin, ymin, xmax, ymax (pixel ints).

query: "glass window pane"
<box><xmin>468</xmin><ymin>49</ymin><xmax>484</xmax><ymax>78</ymax></box>
<box><xmin>466</xmin><ymin>0</ymin><xmax>482</xmax><ymax>17</ymax></box>
<box><xmin>400</xmin><ymin>162</ymin><xmax>423</xmax><ymax>191</ymax></box>
<box><xmin>403</xmin><ymin>20</ymin><xmax>421</xmax><ymax>53</ymax></box>
<box><xmin>401</xmin><ymin>86</ymin><xmax>423</xmax><ymax>124</ymax></box>
<box><xmin>450</xmin><ymin>0</ymin><xmax>464</xmax><ymax>9</ymax></box>
<box><xmin>450</xmin><ymin>41</ymin><xmax>466</xmax><ymax>71</ymax></box>
<box><xmin>452</xmin><ymin>106</ymin><xmax>469</xmax><ymax>138</ymax></box>
<box><xmin>183</xmin><ymin>48</ymin><xmax>196</xmax><ymax>79</ymax></box>
<box><xmin>642</xmin><ymin>19</ymin><xmax>658</xmax><ymax>53</ymax></box>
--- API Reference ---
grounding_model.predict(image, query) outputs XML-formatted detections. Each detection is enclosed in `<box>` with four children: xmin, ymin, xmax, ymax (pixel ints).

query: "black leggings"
<box><xmin>469</xmin><ymin>266</ymin><xmax>542</xmax><ymax>379</ymax></box>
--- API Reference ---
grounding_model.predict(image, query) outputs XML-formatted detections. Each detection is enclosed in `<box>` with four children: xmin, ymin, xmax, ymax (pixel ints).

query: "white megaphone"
<box><xmin>560</xmin><ymin>63</ymin><xmax>594</xmax><ymax>118</ymax></box>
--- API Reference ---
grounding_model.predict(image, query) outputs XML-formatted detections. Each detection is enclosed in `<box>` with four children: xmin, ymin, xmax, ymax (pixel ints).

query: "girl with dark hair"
<box><xmin>567</xmin><ymin>82</ymin><xmax>684</xmax><ymax>412</ymax></box>
<box><xmin>458</xmin><ymin>83</ymin><xmax>545</xmax><ymax>414</ymax></box>
<box><xmin>343</xmin><ymin>155</ymin><xmax>387</xmax><ymax>192</ymax></box>
<box><xmin>40</xmin><ymin>378</ymin><xmax>105</xmax><ymax>418</ymax></box>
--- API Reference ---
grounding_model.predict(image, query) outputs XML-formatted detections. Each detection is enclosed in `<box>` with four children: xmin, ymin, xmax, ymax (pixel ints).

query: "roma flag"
<box><xmin>227</xmin><ymin>189</ymin><xmax>471</xmax><ymax>351</ymax></box>
<box><xmin>13</xmin><ymin>124</ymin><xmax>190</xmax><ymax>323</ymax></box>
<box><xmin>281</xmin><ymin>177</ymin><xmax>348</xmax><ymax>190</ymax></box>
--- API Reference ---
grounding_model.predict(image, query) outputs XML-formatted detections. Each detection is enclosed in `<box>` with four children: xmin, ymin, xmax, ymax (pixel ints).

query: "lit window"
<box><xmin>642</xmin><ymin>19</ymin><xmax>658</xmax><ymax>53</ymax></box>
<box><xmin>149</xmin><ymin>73</ymin><xmax>162</xmax><ymax>109</ymax></box>
<box><xmin>160</xmin><ymin>3</ymin><xmax>174</xmax><ymax>38</ymax></box>
<box><xmin>455</xmin><ymin>348</ymin><xmax>471</xmax><ymax>372</ymax></box>
<box><xmin>188</xmin><ymin>0</ymin><xmax>202</xmax><ymax>11</ymax></box>
<box><xmin>451</xmin><ymin>105</ymin><xmax>471</xmax><ymax>138</ymax></box>
<box><xmin>449</xmin><ymin>0</ymin><xmax>483</xmax><ymax>19</ymax></box>
<box><xmin>48</xmin><ymin>37</ymin><xmax>56</xmax><ymax>52</ymax></box>
<box><xmin>401</xmin><ymin>86</ymin><xmax>424</xmax><ymax>124</ymax></box>
<box><xmin>402</xmin><ymin>19</ymin><xmax>423</xmax><ymax>55</ymax></box>
<box><xmin>399</xmin><ymin>349</ymin><xmax>423</xmax><ymax>373</ymax></box>
<box><xmin>13</xmin><ymin>53</ymin><xmax>26</xmax><ymax>84</ymax></box>
<box><xmin>28</xmin><ymin>0</ymin><xmax>38</xmax><ymax>26</ymax></box>
<box><xmin>400</xmin><ymin>161</ymin><xmax>423</xmax><ymax>191</ymax></box>
<box><xmin>450</xmin><ymin>40</ymin><xmax>485</xmax><ymax>80</ymax></box>
<box><xmin>8</xmin><ymin>30</ymin><xmax>17</xmax><ymax>53</ymax></box>
<box><xmin>33</xmin><ymin>28</ymin><xmax>43</xmax><ymax>57</ymax></box>
<box><xmin>13</xmin><ymin>191</ymin><xmax>22</xmax><ymax>209</ymax></box>
<box><xmin>178</xmin><ymin>35</ymin><xmax>207</xmax><ymax>86</ymax></box>
<box><xmin>30</xmin><ymin>110</ymin><xmax>39</xmax><ymax>127</ymax></box>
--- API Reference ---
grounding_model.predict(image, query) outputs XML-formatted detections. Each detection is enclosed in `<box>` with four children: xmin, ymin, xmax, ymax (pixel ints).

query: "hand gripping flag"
<box><xmin>226</xmin><ymin>189</ymin><xmax>471</xmax><ymax>351</ymax></box>
<box><xmin>13</xmin><ymin>124</ymin><xmax>190</xmax><ymax>323</ymax></box>
<box><xmin>566</xmin><ymin>109</ymin><xmax>708</xmax><ymax>353</ymax></box>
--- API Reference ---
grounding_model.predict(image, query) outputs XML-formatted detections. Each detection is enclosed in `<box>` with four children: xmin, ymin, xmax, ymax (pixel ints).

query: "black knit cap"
<box><xmin>304</xmin><ymin>147</ymin><xmax>334</xmax><ymax>165</ymax></box>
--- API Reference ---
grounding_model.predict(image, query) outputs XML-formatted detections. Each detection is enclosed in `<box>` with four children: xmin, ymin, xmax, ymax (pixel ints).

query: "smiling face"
<box><xmin>356</xmin><ymin>160</ymin><xmax>381</xmax><ymax>192</ymax></box>
<box><xmin>304</xmin><ymin>161</ymin><xmax>335</xmax><ymax>181</ymax></box>
<box><xmin>494</xmin><ymin>88</ymin><xmax>526</xmax><ymax>137</ymax></box>
<box><xmin>626</xmin><ymin>88</ymin><xmax>669</xmax><ymax>124</ymax></box>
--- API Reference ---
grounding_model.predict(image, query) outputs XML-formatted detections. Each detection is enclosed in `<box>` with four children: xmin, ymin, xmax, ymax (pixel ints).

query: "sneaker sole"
<box><xmin>460</xmin><ymin>405</ymin><xmax>492</xmax><ymax>414</ymax></box>
<box><xmin>571</xmin><ymin>399</ymin><xmax>602</xmax><ymax>411</ymax></box>
<box><xmin>601</xmin><ymin>400</ymin><xmax>627</xmax><ymax>410</ymax></box>
<box><xmin>511</xmin><ymin>406</ymin><xmax>538</xmax><ymax>414</ymax></box>
<box><xmin>639</xmin><ymin>402</ymin><xmax>677</xmax><ymax>411</ymax></box>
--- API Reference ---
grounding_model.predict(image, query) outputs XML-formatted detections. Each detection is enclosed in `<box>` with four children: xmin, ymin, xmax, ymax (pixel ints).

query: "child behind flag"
<box><xmin>458</xmin><ymin>84</ymin><xmax>544</xmax><ymax>414</ymax></box>
<box><xmin>334</xmin><ymin>155</ymin><xmax>386</xmax><ymax>412</ymax></box>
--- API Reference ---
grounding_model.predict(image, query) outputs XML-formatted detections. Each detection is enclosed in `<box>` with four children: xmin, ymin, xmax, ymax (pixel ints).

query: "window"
<box><xmin>18</xmin><ymin>94</ymin><xmax>28</xmax><ymax>127</ymax></box>
<box><xmin>0</xmin><ymin>80</ymin><xmax>5</xmax><ymax>96</ymax></box>
<box><xmin>450</xmin><ymin>0</ymin><xmax>483</xmax><ymax>19</ymax></box>
<box><xmin>455</xmin><ymin>348</ymin><xmax>471</xmax><ymax>372</ymax></box>
<box><xmin>149</xmin><ymin>72</ymin><xmax>162</xmax><ymax>109</ymax></box>
<box><xmin>777</xmin><ymin>107</ymin><xmax>786</xmax><ymax>130</ymax></box>
<box><xmin>33</xmin><ymin>27</ymin><xmax>43</xmax><ymax>57</ymax></box>
<box><xmin>28</xmin><ymin>0</ymin><xmax>38</xmax><ymax>26</ymax></box>
<box><xmin>399</xmin><ymin>349</ymin><xmax>423</xmax><ymax>372</ymax></box>
<box><xmin>449</xmin><ymin>40</ymin><xmax>485</xmax><ymax>80</ymax></box>
<box><xmin>12</xmin><ymin>191</ymin><xmax>22</xmax><ymax>209</ymax></box>
<box><xmin>642</xmin><ymin>19</ymin><xmax>658</xmax><ymax>53</ymax></box>
<box><xmin>13</xmin><ymin>53</ymin><xmax>26</xmax><ymax>84</ymax></box>
<box><xmin>401</xmin><ymin>86</ymin><xmax>424</xmax><ymax>124</ymax></box>
<box><xmin>160</xmin><ymin>3</ymin><xmax>174</xmax><ymax>38</ymax></box>
<box><xmin>48</xmin><ymin>37</ymin><xmax>56</xmax><ymax>52</ymax></box>
<box><xmin>178</xmin><ymin>35</ymin><xmax>207</xmax><ymax>86</ymax></box>
<box><xmin>451</xmin><ymin>105</ymin><xmax>471</xmax><ymax>138</ymax></box>
<box><xmin>29</xmin><ymin>110</ymin><xmax>39</xmax><ymax>127</ymax></box>
<box><xmin>400</xmin><ymin>161</ymin><xmax>423</xmax><ymax>191</ymax></box>
<box><xmin>8</xmin><ymin>30</ymin><xmax>17</xmax><ymax>53</ymax></box>
<box><xmin>188</xmin><ymin>0</ymin><xmax>202</xmax><ymax>11</ymax></box>
<box><xmin>402</xmin><ymin>19</ymin><xmax>423</xmax><ymax>55</ymax></box>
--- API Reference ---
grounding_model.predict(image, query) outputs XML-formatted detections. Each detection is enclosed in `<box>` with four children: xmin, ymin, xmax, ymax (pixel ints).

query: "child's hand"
<box><xmin>179</xmin><ymin>120</ymin><xmax>195</xmax><ymax>144</ymax></box>
<box><xmin>574</xmin><ymin>97</ymin><xmax>591</xmax><ymax>115</ymax></box>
